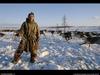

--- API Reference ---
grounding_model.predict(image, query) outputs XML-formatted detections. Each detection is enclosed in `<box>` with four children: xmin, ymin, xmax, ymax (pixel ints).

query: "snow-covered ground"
<box><xmin>0</xmin><ymin>32</ymin><xmax>100</xmax><ymax>70</ymax></box>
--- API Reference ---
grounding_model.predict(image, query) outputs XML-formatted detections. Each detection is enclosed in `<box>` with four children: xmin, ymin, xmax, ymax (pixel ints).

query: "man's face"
<box><xmin>28</xmin><ymin>15</ymin><xmax>34</xmax><ymax>21</ymax></box>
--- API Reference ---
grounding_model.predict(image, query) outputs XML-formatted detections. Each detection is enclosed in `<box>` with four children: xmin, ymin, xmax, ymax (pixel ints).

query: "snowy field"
<box><xmin>0</xmin><ymin>32</ymin><xmax>100</xmax><ymax>70</ymax></box>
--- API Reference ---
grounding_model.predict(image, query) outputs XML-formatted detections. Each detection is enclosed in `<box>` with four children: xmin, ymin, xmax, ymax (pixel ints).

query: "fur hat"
<box><xmin>28</xmin><ymin>12</ymin><xmax>34</xmax><ymax>17</ymax></box>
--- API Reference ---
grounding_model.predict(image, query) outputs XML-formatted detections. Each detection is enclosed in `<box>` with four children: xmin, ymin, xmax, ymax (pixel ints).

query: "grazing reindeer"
<box><xmin>74</xmin><ymin>31</ymin><xmax>84</xmax><ymax>38</ymax></box>
<box><xmin>50</xmin><ymin>30</ymin><xmax>55</xmax><ymax>36</ymax></box>
<box><xmin>40</xmin><ymin>30</ymin><xmax>46</xmax><ymax>36</ymax></box>
<box><xmin>81</xmin><ymin>32</ymin><xmax>100</xmax><ymax>47</ymax></box>
<box><xmin>0</xmin><ymin>33</ymin><xmax>5</xmax><ymax>37</ymax></box>
<box><xmin>61</xmin><ymin>31</ymin><xmax>72</xmax><ymax>41</ymax></box>
<box><xmin>57</xmin><ymin>31</ymin><xmax>62</xmax><ymax>35</ymax></box>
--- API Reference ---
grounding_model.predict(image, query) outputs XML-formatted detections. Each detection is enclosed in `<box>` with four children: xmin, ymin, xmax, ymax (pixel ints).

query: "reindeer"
<box><xmin>40</xmin><ymin>30</ymin><xmax>46</xmax><ymax>36</ymax></box>
<box><xmin>0</xmin><ymin>33</ymin><xmax>5</xmax><ymax>37</ymax></box>
<box><xmin>61</xmin><ymin>31</ymin><xmax>72</xmax><ymax>41</ymax></box>
<box><xmin>81</xmin><ymin>32</ymin><xmax>100</xmax><ymax>47</ymax></box>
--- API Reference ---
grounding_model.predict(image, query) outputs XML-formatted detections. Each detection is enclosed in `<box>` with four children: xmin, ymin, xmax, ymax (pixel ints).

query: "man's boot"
<box><xmin>30</xmin><ymin>54</ymin><xmax>37</xmax><ymax>63</ymax></box>
<box><xmin>11</xmin><ymin>53</ymin><xmax>21</xmax><ymax>64</ymax></box>
<box><xmin>11</xmin><ymin>59</ymin><xmax>18</xmax><ymax>64</ymax></box>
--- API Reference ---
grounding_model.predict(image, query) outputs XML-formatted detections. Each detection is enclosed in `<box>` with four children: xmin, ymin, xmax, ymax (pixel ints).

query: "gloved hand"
<box><xmin>36</xmin><ymin>37</ymin><xmax>39</xmax><ymax>42</ymax></box>
<box><xmin>15</xmin><ymin>33</ymin><xmax>19</xmax><ymax>36</ymax></box>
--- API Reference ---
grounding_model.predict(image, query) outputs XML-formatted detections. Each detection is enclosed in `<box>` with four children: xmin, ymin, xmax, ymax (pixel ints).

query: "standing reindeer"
<box><xmin>81</xmin><ymin>32</ymin><xmax>100</xmax><ymax>47</ymax></box>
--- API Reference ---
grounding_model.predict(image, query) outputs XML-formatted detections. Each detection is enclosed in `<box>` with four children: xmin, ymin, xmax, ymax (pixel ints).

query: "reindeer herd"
<box><xmin>0</xmin><ymin>29</ymin><xmax>100</xmax><ymax>47</ymax></box>
<box><xmin>40</xmin><ymin>30</ymin><xmax>100</xmax><ymax>47</ymax></box>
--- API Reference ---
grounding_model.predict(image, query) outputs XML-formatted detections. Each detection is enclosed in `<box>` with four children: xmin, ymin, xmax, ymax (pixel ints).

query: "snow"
<box><xmin>0</xmin><ymin>32</ymin><xmax>100</xmax><ymax>70</ymax></box>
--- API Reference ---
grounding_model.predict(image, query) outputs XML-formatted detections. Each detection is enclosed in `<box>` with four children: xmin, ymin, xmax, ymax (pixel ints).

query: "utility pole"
<box><xmin>62</xmin><ymin>15</ymin><xmax>67</xmax><ymax>33</ymax></box>
<box><xmin>56</xmin><ymin>24</ymin><xmax>59</xmax><ymax>32</ymax></box>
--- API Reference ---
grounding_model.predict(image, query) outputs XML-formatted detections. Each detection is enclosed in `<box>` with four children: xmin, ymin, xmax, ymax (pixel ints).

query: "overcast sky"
<box><xmin>0</xmin><ymin>4</ymin><xmax>100</xmax><ymax>27</ymax></box>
